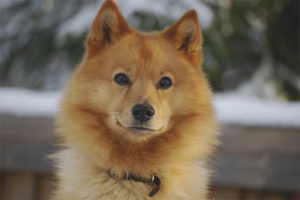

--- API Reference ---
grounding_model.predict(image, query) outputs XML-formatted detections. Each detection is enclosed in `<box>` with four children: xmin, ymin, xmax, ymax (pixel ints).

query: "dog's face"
<box><xmin>66</xmin><ymin>0</ymin><xmax>212</xmax><ymax>141</ymax></box>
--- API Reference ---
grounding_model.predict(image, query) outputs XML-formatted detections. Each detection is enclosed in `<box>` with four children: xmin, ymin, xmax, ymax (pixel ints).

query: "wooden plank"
<box><xmin>244</xmin><ymin>191</ymin><xmax>286</xmax><ymax>200</ymax></box>
<box><xmin>210</xmin><ymin>187</ymin><xmax>240</xmax><ymax>200</ymax></box>
<box><xmin>210</xmin><ymin>125</ymin><xmax>300</xmax><ymax>192</ymax></box>
<box><xmin>0</xmin><ymin>172</ymin><xmax>35</xmax><ymax>200</ymax></box>
<box><xmin>36</xmin><ymin>174</ymin><xmax>54</xmax><ymax>200</ymax></box>
<box><xmin>1</xmin><ymin>115</ymin><xmax>300</xmax><ymax>192</ymax></box>
<box><xmin>1</xmin><ymin>143</ymin><xmax>56</xmax><ymax>172</ymax></box>
<box><xmin>211</xmin><ymin>153</ymin><xmax>300</xmax><ymax>192</ymax></box>
<box><xmin>0</xmin><ymin>115</ymin><xmax>57</xmax><ymax>172</ymax></box>
<box><xmin>0</xmin><ymin>115</ymin><xmax>56</xmax><ymax>144</ymax></box>
<box><xmin>218</xmin><ymin>125</ymin><xmax>300</xmax><ymax>155</ymax></box>
<box><xmin>212</xmin><ymin>187</ymin><xmax>298</xmax><ymax>200</ymax></box>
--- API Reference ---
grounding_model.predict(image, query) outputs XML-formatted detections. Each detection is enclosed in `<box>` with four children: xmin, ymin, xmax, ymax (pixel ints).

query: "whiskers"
<box><xmin>107</xmin><ymin>111</ymin><xmax>132</xmax><ymax>122</ymax></box>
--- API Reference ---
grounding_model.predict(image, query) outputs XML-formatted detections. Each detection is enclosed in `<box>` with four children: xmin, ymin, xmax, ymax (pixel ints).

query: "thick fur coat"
<box><xmin>53</xmin><ymin>0</ymin><xmax>218</xmax><ymax>199</ymax></box>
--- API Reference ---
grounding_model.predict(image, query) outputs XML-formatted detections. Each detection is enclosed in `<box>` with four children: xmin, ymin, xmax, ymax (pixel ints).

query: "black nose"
<box><xmin>131</xmin><ymin>104</ymin><xmax>155</xmax><ymax>123</ymax></box>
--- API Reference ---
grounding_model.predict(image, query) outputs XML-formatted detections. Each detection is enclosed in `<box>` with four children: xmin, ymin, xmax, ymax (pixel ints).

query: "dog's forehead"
<box><xmin>127</xmin><ymin>34</ymin><xmax>163</xmax><ymax>59</ymax></box>
<box><xmin>99</xmin><ymin>32</ymin><xmax>187</xmax><ymax>78</ymax></box>
<box><xmin>125</xmin><ymin>33</ymin><xmax>177</xmax><ymax>71</ymax></box>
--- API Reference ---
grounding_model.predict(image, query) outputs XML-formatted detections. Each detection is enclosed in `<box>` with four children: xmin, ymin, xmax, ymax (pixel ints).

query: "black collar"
<box><xmin>108</xmin><ymin>169</ymin><xmax>161</xmax><ymax>197</ymax></box>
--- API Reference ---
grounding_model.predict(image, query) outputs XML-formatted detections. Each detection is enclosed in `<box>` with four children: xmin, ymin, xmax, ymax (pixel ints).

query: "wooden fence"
<box><xmin>1</xmin><ymin>115</ymin><xmax>299</xmax><ymax>200</ymax></box>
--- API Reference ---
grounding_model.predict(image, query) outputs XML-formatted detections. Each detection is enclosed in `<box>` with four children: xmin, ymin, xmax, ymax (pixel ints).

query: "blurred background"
<box><xmin>0</xmin><ymin>0</ymin><xmax>299</xmax><ymax>199</ymax></box>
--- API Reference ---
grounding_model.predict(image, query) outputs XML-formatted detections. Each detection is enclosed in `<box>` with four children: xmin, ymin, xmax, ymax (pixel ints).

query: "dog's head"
<box><xmin>62</xmin><ymin>0</ymin><xmax>213</xmax><ymax>142</ymax></box>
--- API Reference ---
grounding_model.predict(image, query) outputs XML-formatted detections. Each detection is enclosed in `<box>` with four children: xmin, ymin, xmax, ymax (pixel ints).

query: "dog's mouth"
<box><xmin>128</xmin><ymin>126</ymin><xmax>155</xmax><ymax>131</ymax></box>
<box><xmin>117</xmin><ymin>121</ymin><xmax>155</xmax><ymax>134</ymax></box>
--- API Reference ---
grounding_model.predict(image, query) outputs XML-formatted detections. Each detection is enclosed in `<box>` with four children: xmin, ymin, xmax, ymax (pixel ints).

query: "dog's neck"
<box><xmin>107</xmin><ymin>168</ymin><xmax>161</xmax><ymax>197</ymax></box>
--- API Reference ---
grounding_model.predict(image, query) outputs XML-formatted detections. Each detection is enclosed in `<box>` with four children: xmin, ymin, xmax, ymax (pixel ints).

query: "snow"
<box><xmin>214</xmin><ymin>93</ymin><xmax>300</xmax><ymax>128</ymax></box>
<box><xmin>0</xmin><ymin>88</ymin><xmax>61</xmax><ymax>117</ymax></box>
<box><xmin>1</xmin><ymin>87</ymin><xmax>299</xmax><ymax>127</ymax></box>
<box><xmin>56</xmin><ymin>0</ymin><xmax>213</xmax><ymax>39</ymax></box>
<box><xmin>0</xmin><ymin>0</ymin><xmax>26</xmax><ymax>9</ymax></box>
<box><xmin>117</xmin><ymin>0</ymin><xmax>213</xmax><ymax>29</ymax></box>
<box><xmin>56</xmin><ymin>4</ymin><xmax>101</xmax><ymax>39</ymax></box>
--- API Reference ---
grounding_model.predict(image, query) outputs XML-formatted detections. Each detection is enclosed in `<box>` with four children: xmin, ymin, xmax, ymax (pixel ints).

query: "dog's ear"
<box><xmin>162</xmin><ymin>10</ymin><xmax>202</xmax><ymax>66</ymax></box>
<box><xmin>86</xmin><ymin>0</ymin><xmax>131</xmax><ymax>54</ymax></box>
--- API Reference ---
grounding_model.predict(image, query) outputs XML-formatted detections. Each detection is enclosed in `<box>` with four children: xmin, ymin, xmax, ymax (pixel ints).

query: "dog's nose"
<box><xmin>131</xmin><ymin>104</ymin><xmax>155</xmax><ymax>123</ymax></box>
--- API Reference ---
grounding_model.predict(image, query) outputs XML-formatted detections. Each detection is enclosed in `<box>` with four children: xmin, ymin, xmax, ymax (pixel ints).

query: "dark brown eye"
<box><xmin>114</xmin><ymin>73</ymin><xmax>130</xmax><ymax>86</ymax></box>
<box><xmin>158</xmin><ymin>77</ymin><xmax>172</xmax><ymax>89</ymax></box>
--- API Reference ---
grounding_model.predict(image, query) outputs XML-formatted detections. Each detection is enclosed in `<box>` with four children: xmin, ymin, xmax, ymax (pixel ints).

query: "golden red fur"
<box><xmin>53</xmin><ymin>0</ymin><xmax>218</xmax><ymax>199</ymax></box>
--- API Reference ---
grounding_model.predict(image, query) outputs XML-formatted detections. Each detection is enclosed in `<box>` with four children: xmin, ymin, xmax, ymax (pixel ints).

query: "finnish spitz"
<box><xmin>53</xmin><ymin>0</ymin><xmax>218</xmax><ymax>199</ymax></box>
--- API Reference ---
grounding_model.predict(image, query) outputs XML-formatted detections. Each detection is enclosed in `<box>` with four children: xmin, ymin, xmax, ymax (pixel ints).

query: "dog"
<box><xmin>53</xmin><ymin>0</ymin><xmax>218</xmax><ymax>199</ymax></box>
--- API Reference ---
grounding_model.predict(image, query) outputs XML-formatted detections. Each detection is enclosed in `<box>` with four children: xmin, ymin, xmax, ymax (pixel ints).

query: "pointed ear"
<box><xmin>86</xmin><ymin>0</ymin><xmax>131</xmax><ymax>54</ymax></box>
<box><xmin>162</xmin><ymin>10</ymin><xmax>203</xmax><ymax>66</ymax></box>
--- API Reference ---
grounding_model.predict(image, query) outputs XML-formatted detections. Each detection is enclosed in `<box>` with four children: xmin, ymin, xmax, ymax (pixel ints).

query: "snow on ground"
<box><xmin>0</xmin><ymin>87</ymin><xmax>61</xmax><ymax>117</ymax></box>
<box><xmin>1</xmin><ymin>87</ymin><xmax>299</xmax><ymax>127</ymax></box>
<box><xmin>214</xmin><ymin>93</ymin><xmax>300</xmax><ymax>128</ymax></box>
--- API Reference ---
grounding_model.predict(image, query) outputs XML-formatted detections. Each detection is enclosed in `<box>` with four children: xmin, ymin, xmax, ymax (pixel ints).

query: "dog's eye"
<box><xmin>114</xmin><ymin>73</ymin><xmax>131</xmax><ymax>86</ymax></box>
<box><xmin>158</xmin><ymin>77</ymin><xmax>172</xmax><ymax>89</ymax></box>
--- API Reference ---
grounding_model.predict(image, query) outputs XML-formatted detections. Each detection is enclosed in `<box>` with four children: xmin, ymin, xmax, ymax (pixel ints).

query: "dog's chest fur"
<box><xmin>54</xmin><ymin>148</ymin><xmax>208</xmax><ymax>200</ymax></box>
<box><xmin>54</xmin><ymin>148</ymin><xmax>152</xmax><ymax>200</ymax></box>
